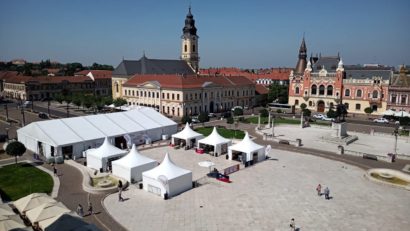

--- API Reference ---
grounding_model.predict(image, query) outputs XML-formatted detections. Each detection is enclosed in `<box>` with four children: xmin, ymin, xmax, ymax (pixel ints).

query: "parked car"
<box><xmin>312</xmin><ymin>114</ymin><xmax>325</xmax><ymax>119</ymax></box>
<box><xmin>208</xmin><ymin>113</ymin><xmax>216</xmax><ymax>118</ymax></box>
<box><xmin>231</xmin><ymin>106</ymin><xmax>243</xmax><ymax>111</ymax></box>
<box><xmin>312</xmin><ymin>114</ymin><xmax>333</xmax><ymax>121</ymax></box>
<box><xmin>22</xmin><ymin>101</ymin><xmax>32</xmax><ymax>108</ymax></box>
<box><xmin>38</xmin><ymin>112</ymin><xmax>48</xmax><ymax>119</ymax></box>
<box><xmin>191</xmin><ymin>118</ymin><xmax>200</xmax><ymax>123</ymax></box>
<box><xmin>373</xmin><ymin>118</ymin><xmax>389</xmax><ymax>123</ymax></box>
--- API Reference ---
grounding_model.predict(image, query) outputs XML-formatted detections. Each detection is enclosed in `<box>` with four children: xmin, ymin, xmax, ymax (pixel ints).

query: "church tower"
<box><xmin>181</xmin><ymin>6</ymin><xmax>199</xmax><ymax>73</ymax></box>
<box><xmin>294</xmin><ymin>37</ymin><xmax>307</xmax><ymax>75</ymax></box>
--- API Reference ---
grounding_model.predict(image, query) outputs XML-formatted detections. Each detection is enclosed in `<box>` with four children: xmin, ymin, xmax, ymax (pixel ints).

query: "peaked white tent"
<box><xmin>43</xmin><ymin>213</ymin><xmax>99</xmax><ymax>231</ymax></box>
<box><xmin>0</xmin><ymin>215</ymin><xmax>28</xmax><ymax>231</ymax></box>
<box><xmin>142</xmin><ymin>153</ymin><xmax>192</xmax><ymax>198</ymax></box>
<box><xmin>228</xmin><ymin>132</ymin><xmax>265</xmax><ymax>165</ymax></box>
<box><xmin>383</xmin><ymin>109</ymin><xmax>396</xmax><ymax>116</ymax></box>
<box><xmin>17</xmin><ymin>107</ymin><xmax>177</xmax><ymax>159</ymax></box>
<box><xmin>13</xmin><ymin>193</ymin><xmax>56</xmax><ymax>214</ymax></box>
<box><xmin>112</xmin><ymin>144</ymin><xmax>158</xmax><ymax>183</ymax></box>
<box><xmin>171</xmin><ymin>123</ymin><xmax>204</xmax><ymax>148</ymax></box>
<box><xmin>26</xmin><ymin>201</ymin><xmax>70</xmax><ymax>224</ymax></box>
<box><xmin>197</xmin><ymin>127</ymin><xmax>232</xmax><ymax>156</ymax></box>
<box><xmin>394</xmin><ymin>110</ymin><xmax>410</xmax><ymax>117</ymax></box>
<box><xmin>86</xmin><ymin>137</ymin><xmax>128</xmax><ymax>171</ymax></box>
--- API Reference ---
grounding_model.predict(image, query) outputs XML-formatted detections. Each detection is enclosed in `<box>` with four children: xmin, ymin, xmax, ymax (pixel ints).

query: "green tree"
<box><xmin>54</xmin><ymin>94</ymin><xmax>64</xmax><ymax>104</ymax></box>
<box><xmin>233</xmin><ymin>108</ymin><xmax>243</xmax><ymax>116</ymax></box>
<box><xmin>5</xmin><ymin>141</ymin><xmax>26</xmax><ymax>164</ymax></box>
<box><xmin>198</xmin><ymin>112</ymin><xmax>210</xmax><ymax>125</ymax></box>
<box><xmin>259</xmin><ymin>108</ymin><xmax>269</xmax><ymax>117</ymax></box>
<box><xmin>72</xmin><ymin>94</ymin><xmax>83</xmax><ymax>109</ymax></box>
<box><xmin>364</xmin><ymin>107</ymin><xmax>373</xmax><ymax>116</ymax></box>
<box><xmin>181</xmin><ymin>115</ymin><xmax>192</xmax><ymax>124</ymax></box>
<box><xmin>268</xmin><ymin>83</ymin><xmax>289</xmax><ymax>104</ymax></box>
<box><xmin>327</xmin><ymin>108</ymin><xmax>337</xmax><ymax>118</ymax></box>
<box><xmin>82</xmin><ymin>96</ymin><xmax>94</xmax><ymax>110</ymax></box>
<box><xmin>302</xmin><ymin>108</ymin><xmax>311</xmax><ymax>117</ymax></box>
<box><xmin>300</xmin><ymin>103</ymin><xmax>307</xmax><ymax>110</ymax></box>
<box><xmin>226</xmin><ymin>117</ymin><xmax>234</xmax><ymax>124</ymax></box>
<box><xmin>113</xmin><ymin>98</ymin><xmax>127</xmax><ymax>107</ymax></box>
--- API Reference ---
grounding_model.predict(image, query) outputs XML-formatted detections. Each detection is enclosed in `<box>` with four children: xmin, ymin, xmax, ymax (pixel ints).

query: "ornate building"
<box><xmin>111</xmin><ymin>7</ymin><xmax>198</xmax><ymax>99</ymax></box>
<box><xmin>388</xmin><ymin>66</ymin><xmax>410</xmax><ymax>113</ymax></box>
<box><xmin>288</xmin><ymin>38</ymin><xmax>393</xmax><ymax>115</ymax></box>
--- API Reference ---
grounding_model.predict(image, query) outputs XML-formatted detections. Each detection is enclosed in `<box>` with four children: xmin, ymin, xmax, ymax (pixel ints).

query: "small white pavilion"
<box><xmin>142</xmin><ymin>153</ymin><xmax>192</xmax><ymax>199</ymax></box>
<box><xmin>197</xmin><ymin>127</ymin><xmax>232</xmax><ymax>156</ymax></box>
<box><xmin>111</xmin><ymin>144</ymin><xmax>158</xmax><ymax>183</ymax></box>
<box><xmin>228</xmin><ymin>132</ymin><xmax>265</xmax><ymax>165</ymax></box>
<box><xmin>86</xmin><ymin>137</ymin><xmax>128</xmax><ymax>171</ymax></box>
<box><xmin>171</xmin><ymin>123</ymin><xmax>204</xmax><ymax>148</ymax></box>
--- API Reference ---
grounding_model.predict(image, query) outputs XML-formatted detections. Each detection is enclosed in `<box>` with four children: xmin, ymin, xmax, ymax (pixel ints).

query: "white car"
<box><xmin>312</xmin><ymin>114</ymin><xmax>325</xmax><ymax>119</ymax></box>
<box><xmin>373</xmin><ymin>118</ymin><xmax>389</xmax><ymax>124</ymax></box>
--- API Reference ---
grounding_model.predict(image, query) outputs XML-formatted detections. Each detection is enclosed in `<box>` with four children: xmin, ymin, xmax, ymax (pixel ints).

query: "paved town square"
<box><xmin>104</xmin><ymin>146</ymin><xmax>410</xmax><ymax>231</ymax></box>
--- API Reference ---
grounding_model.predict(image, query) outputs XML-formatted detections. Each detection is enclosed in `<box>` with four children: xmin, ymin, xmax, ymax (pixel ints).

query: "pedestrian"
<box><xmin>324</xmin><ymin>186</ymin><xmax>330</xmax><ymax>200</ymax></box>
<box><xmin>289</xmin><ymin>218</ymin><xmax>296</xmax><ymax>231</ymax></box>
<box><xmin>118</xmin><ymin>180</ymin><xmax>123</xmax><ymax>191</ymax></box>
<box><xmin>87</xmin><ymin>202</ymin><xmax>93</xmax><ymax>215</ymax></box>
<box><xmin>76</xmin><ymin>204</ymin><xmax>84</xmax><ymax>217</ymax></box>
<box><xmin>118</xmin><ymin>188</ymin><xmax>124</xmax><ymax>202</ymax></box>
<box><xmin>316</xmin><ymin>184</ymin><xmax>322</xmax><ymax>196</ymax></box>
<box><xmin>53</xmin><ymin>165</ymin><xmax>57</xmax><ymax>176</ymax></box>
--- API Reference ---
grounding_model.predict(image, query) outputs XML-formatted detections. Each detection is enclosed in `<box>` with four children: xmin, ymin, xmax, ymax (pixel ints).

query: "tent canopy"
<box><xmin>87</xmin><ymin>137</ymin><xmax>127</xmax><ymax>159</ymax></box>
<box><xmin>26</xmin><ymin>201</ymin><xmax>70</xmax><ymax>223</ymax></box>
<box><xmin>0</xmin><ymin>215</ymin><xmax>27</xmax><ymax>230</ymax></box>
<box><xmin>112</xmin><ymin>144</ymin><xmax>156</xmax><ymax>168</ymax></box>
<box><xmin>198</xmin><ymin>127</ymin><xmax>231</xmax><ymax>146</ymax></box>
<box><xmin>13</xmin><ymin>193</ymin><xmax>56</xmax><ymax>214</ymax></box>
<box><xmin>383</xmin><ymin>109</ymin><xmax>396</xmax><ymax>116</ymax></box>
<box><xmin>143</xmin><ymin>153</ymin><xmax>191</xmax><ymax>180</ymax></box>
<box><xmin>42</xmin><ymin>213</ymin><xmax>99</xmax><ymax>231</ymax></box>
<box><xmin>0</xmin><ymin>204</ymin><xmax>15</xmax><ymax>216</ymax></box>
<box><xmin>394</xmin><ymin>110</ymin><xmax>410</xmax><ymax>117</ymax></box>
<box><xmin>17</xmin><ymin>107</ymin><xmax>177</xmax><ymax>147</ymax></box>
<box><xmin>229</xmin><ymin>132</ymin><xmax>264</xmax><ymax>154</ymax></box>
<box><xmin>172</xmin><ymin>123</ymin><xmax>203</xmax><ymax>141</ymax></box>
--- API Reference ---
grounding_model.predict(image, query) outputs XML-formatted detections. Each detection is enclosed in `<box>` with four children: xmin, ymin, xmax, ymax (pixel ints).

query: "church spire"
<box><xmin>181</xmin><ymin>6</ymin><xmax>199</xmax><ymax>73</ymax></box>
<box><xmin>295</xmin><ymin>37</ymin><xmax>308</xmax><ymax>74</ymax></box>
<box><xmin>182</xmin><ymin>6</ymin><xmax>197</xmax><ymax>36</ymax></box>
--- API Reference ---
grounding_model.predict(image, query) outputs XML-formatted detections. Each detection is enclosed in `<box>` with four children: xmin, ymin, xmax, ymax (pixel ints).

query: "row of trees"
<box><xmin>54</xmin><ymin>93</ymin><xmax>127</xmax><ymax>113</ymax></box>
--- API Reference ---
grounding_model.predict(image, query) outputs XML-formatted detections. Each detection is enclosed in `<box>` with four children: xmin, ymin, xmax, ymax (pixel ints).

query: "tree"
<box><xmin>72</xmin><ymin>94</ymin><xmax>83</xmax><ymax>109</ymax></box>
<box><xmin>327</xmin><ymin>108</ymin><xmax>337</xmax><ymax>118</ymax></box>
<box><xmin>233</xmin><ymin>108</ymin><xmax>243</xmax><ymax>116</ymax></box>
<box><xmin>364</xmin><ymin>107</ymin><xmax>373</xmax><ymax>116</ymax></box>
<box><xmin>181</xmin><ymin>115</ymin><xmax>192</xmax><ymax>124</ymax></box>
<box><xmin>198</xmin><ymin>112</ymin><xmax>210</xmax><ymax>125</ymax></box>
<box><xmin>268</xmin><ymin>83</ymin><xmax>289</xmax><ymax>104</ymax></box>
<box><xmin>5</xmin><ymin>141</ymin><xmax>26</xmax><ymax>164</ymax></box>
<box><xmin>82</xmin><ymin>96</ymin><xmax>94</xmax><ymax>110</ymax></box>
<box><xmin>113</xmin><ymin>98</ymin><xmax>127</xmax><ymax>107</ymax></box>
<box><xmin>302</xmin><ymin>108</ymin><xmax>311</xmax><ymax>117</ymax></box>
<box><xmin>226</xmin><ymin>117</ymin><xmax>234</xmax><ymax>124</ymax></box>
<box><xmin>259</xmin><ymin>108</ymin><xmax>268</xmax><ymax>117</ymax></box>
<box><xmin>54</xmin><ymin>94</ymin><xmax>64</xmax><ymax>104</ymax></box>
<box><xmin>300</xmin><ymin>103</ymin><xmax>307</xmax><ymax>110</ymax></box>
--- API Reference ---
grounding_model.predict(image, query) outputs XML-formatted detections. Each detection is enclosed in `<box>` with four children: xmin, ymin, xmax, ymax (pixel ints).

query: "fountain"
<box><xmin>366</xmin><ymin>168</ymin><xmax>410</xmax><ymax>190</ymax></box>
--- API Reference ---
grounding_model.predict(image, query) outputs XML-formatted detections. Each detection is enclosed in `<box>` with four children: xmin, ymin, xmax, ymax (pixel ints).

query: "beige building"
<box><xmin>122</xmin><ymin>74</ymin><xmax>255</xmax><ymax>117</ymax></box>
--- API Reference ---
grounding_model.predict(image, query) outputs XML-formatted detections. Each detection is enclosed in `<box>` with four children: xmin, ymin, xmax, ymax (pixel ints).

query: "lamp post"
<box><xmin>19</xmin><ymin>97</ymin><xmax>26</xmax><ymax>126</ymax></box>
<box><xmin>4</xmin><ymin>104</ymin><xmax>8</xmax><ymax>122</ymax></box>
<box><xmin>300</xmin><ymin>111</ymin><xmax>304</xmax><ymax>128</ymax></box>
<box><xmin>393</xmin><ymin>125</ymin><xmax>399</xmax><ymax>155</ymax></box>
<box><xmin>5</xmin><ymin>127</ymin><xmax>9</xmax><ymax>141</ymax></box>
<box><xmin>47</xmin><ymin>99</ymin><xmax>51</xmax><ymax>117</ymax></box>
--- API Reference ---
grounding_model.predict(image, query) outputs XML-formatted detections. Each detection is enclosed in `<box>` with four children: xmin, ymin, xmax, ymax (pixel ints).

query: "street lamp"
<box><xmin>5</xmin><ymin>127</ymin><xmax>9</xmax><ymax>141</ymax></box>
<box><xmin>47</xmin><ymin>99</ymin><xmax>51</xmax><ymax>117</ymax></box>
<box><xmin>4</xmin><ymin>104</ymin><xmax>8</xmax><ymax>122</ymax></box>
<box><xmin>393</xmin><ymin>125</ymin><xmax>399</xmax><ymax>155</ymax></box>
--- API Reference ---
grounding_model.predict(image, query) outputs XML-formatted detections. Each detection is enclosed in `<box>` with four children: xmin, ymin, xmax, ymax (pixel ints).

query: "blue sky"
<box><xmin>0</xmin><ymin>0</ymin><xmax>409</xmax><ymax>68</ymax></box>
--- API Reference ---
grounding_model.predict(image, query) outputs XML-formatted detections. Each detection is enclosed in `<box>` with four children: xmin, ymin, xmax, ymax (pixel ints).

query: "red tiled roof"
<box><xmin>0</xmin><ymin>71</ymin><xmax>20</xmax><ymax>81</ymax></box>
<box><xmin>199</xmin><ymin>67</ymin><xmax>291</xmax><ymax>81</ymax></box>
<box><xmin>255</xmin><ymin>84</ymin><xmax>269</xmax><ymax>95</ymax></box>
<box><xmin>123</xmin><ymin>74</ymin><xmax>254</xmax><ymax>89</ymax></box>
<box><xmin>4</xmin><ymin>75</ymin><xmax>93</xmax><ymax>84</ymax></box>
<box><xmin>75</xmin><ymin>70</ymin><xmax>112</xmax><ymax>79</ymax></box>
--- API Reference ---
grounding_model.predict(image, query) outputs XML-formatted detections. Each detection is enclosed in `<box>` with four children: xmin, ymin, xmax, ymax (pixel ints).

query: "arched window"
<box><xmin>319</xmin><ymin>85</ymin><xmax>325</xmax><ymax>95</ymax></box>
<box><xmin>295</xmin><ymin>99</ymin><xmax>299</xmax><ymax>105</ymax></box>
<box><xmin>372</xmin><ymin>90</ymin><xmax>378</xmax><ymax>99</ymax></box>
<box><xmin>184</xmin><ymin>44</ymin><xmax>187</xmax><ymax>52</ymax></box>
<box><xmin>327</xmin><ymin>86</ymin><xmax>333</xmax><ymax>96</ymax></box>
<box><xmin>311</xmin><ymin>85</ymin><xmax>317</xmax><ymax>95</ymax></box>
<box><xmin>115</xmin><ymin>82</ymin><xmax>119</xmax><ymax>93</ymax></box>
<box><xmin>309</xmin><ymin>101</ymin><xmax>312</xmax><ymax>106</ymax></box>
<box><xmin>193</xmin><ymin>45</ymin><xmax>196</xmax><ymax>52</ymax></box>
<box><xmin>356</xmin><ymin>89</ymin><xmax>362</xmax><ymax>98</ymax></box>
<box><xmin>295</xmin><ymin>87</ymin><xmax>300</xmax><ymax>94</ymax></box>
<box><xmin>345</xmin><ymin>89</ymin><xmax>350</xmax><ymax>97</ymax></box>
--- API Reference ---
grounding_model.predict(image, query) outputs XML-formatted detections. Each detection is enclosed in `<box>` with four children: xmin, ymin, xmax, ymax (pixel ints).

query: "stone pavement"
<box><xmin>104</xmin><ymin>148</ymin><xmax>410</xmax><ymax>231</ymax></box>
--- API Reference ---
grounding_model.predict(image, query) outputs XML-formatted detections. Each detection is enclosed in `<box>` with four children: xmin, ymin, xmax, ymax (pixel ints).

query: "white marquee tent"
<box><xmin>26</xmin><ymin>201</ymin><xmax>70</xmax><ymax>224</ymax></box>
<box><xmin>17</xmin><ymin>107</ymin><xmax>177</xmax><ymax>159</ymax></box>
<box><xmin>197</xmin><ymin>127</ymin><xmax>232</xmax><ymax>156</ymax></box>
<box><xmin>112</xmin><ymin>144</ymin><xmax>158</xmax><ymax>183</ymax></box>
<box><xmin>142</xmin><ymin>153</ymin><xmax>192</xmax><ymax>198</ymax></box>
<box><xmin>13</xmin><ymin>193</ymin><xmax>56</xmax><ymax>214</ymax></box>
<box><xmin>171</xmin><ymin>123</ymin><xmax>204</xmax><ymax>148</ymax></box>
<box><xmin>228</xmin><ymin>132</ymin><xmax>265</xmax><ymax>164</ymax></box>
<box><xmin>86</xmin><ymin>137</ymin><xmax>128</xmax><ymax>171</ymax></box>
<box><xmin>394</xmin><ymin>110</ymin><xmax>410</xmax><ymax>117</ymax></box>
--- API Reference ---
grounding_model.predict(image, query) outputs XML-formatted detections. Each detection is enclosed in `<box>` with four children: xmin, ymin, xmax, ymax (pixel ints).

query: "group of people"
<box><xmin>316</xmin><ymin>184</ymin><xmax>331</xmax><ymax>200</ymax></box>
<box><xmin>76</xmin><ymin>202</ymin><xmax>93</xmax><ymax>217</ymax></box>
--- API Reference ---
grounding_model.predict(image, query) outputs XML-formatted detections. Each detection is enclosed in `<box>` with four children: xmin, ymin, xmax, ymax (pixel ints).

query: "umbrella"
<box><xmin>198</xmin><ymin>161</ymin><xmax>215</xmax><ymax>173</ymax></box>
<box><xmin>382</xmin><ymin>109</ymin><xmax>396</xmax><ymax>116</ymax></box>
<box><xmin>26</xmin><ymin>201</ymin><xmax>70</xmax><ymax>223</ymax></box>
<box><xmin>394</xmin><ymin>110</ymin><xmax>410</xmax><ymax>118</ymax></box>
<box><xmin>13</xmin><ymin>193</ymin><xmax>56</xmax><ymax>214</ymax></box>
<box><xmin>0</xmin><ymin>204</ymin><xmax>14</xmax><ymax>216</ymax></box>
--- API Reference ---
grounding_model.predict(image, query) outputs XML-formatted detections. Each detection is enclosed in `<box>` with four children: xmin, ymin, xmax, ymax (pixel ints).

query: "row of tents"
<box><xmin>383</xmin><ymin>109</ymin><xmax>410</xmax><ymax>117</ymax></box>
<box><xmin>1</xmin><ymin>193</ymin><xmax>99</xmax><ymax>231</ymax></box>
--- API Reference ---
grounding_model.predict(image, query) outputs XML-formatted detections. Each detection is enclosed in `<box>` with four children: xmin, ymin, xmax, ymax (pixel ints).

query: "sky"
<box><xmin>0</xmin><ymin>0</ymin><xmax>409</xmax><ymax>69</ymax></box>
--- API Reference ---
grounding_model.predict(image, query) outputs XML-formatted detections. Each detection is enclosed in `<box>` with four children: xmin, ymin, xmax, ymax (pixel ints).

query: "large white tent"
<box><xmin>171</xmin><ymin>123</ymin><xmax>204</xmax><ymax>148</ymax></box>
<box><xmin>13</xmin><ymin>193</ymin><xmax>56</xmax><ymax>214</ymax></box>
<box><xmin>26</xmin><ymin>201</ymin><xmax>70</xmax><ymax>224</ymax></box>
<box><xmin>112</xmin><ymin>144</ymin><xmax>158</xmax><ymax>183</ymax></box>
<box><xmin>197</xmin><ymin>127</ymin><xmax>232</xmax><ymax>156</ymax></box>
<box><xmin>142</xmin><ymin>153</ymin><xmax>192</xmax><ymax>198</ymax></box>
<box><xmin>43</xmin><ymin>213</ymin><xmax>100</xmax><ymax>231</ymax></box>
<box><xmin>86</xmin><ymin>137</ymin><xmax>128</xmax><ymax>171</ymax></box>
<box><xmin>17</xmin><ymin>107</ymin><xmax>177</xmax><ymax>159</ymax></box>
<box><xmin>228</xmin><ymin>132</ymin><xmax>265</xmax><ymax>165</ymax></box>
<box><xmin>394</xmin><ymin>110</ymin><xmax>410</xmax><ymax>117</ymax></box>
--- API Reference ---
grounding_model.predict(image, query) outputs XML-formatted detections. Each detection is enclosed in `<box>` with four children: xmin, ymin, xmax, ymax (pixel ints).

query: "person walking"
<box><xmin>53</xmin><ymin>165</ymin><xmax>57</xmax><ymax>177</ymax></box>
<box><xmin>87</xmin><ymin>202</ymin><xmax>93</xmax><ymax>216</ymax></box>
<box><xmin>118</xmin><ymin>188</ymin><xmax>124</xmax><ymax>202</ymax></box>
<box><xmin>76</xmin><ymin>204</ymin><xmax>84</xmax><ymax>217</ymax></box>
<box><xmin>316</xmin><ymin>184</ymin><xmax>322</xmax><ymax>196</ymax></box>
<box><xmin>289</xmin><ymin>218</ymin><xmax>296</xmax><ymax>231</ymax></box>
<box><xmin>324</xmin><ymin>186</ymin><xmax>330</xmax><ymax>200</ymax></box>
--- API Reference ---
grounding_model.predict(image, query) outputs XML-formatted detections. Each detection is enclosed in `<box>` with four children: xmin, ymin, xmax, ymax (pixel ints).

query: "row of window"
<box><xmin>124</xmin><ymin>90</ymin><xmax>181</xmax><ymax>101</ymax></box>
<box><xmin>390</xmin><ymin>94</ymin><xmax>408</xmax><ymax>104</ymax></box>
<box><xmin>294</xmin><ymin>99</ymin><xmax>366</xmax><ymax>111</ymax></box>
<box><xmin>345</xmin><ymin>89</ymin><xmax>382</xmax><ymax>99</ymax></box>
<box><xmin>295</xmin><ymin>85</ymin><xmax>334</xmax><ymax>96</ymax></box>
<box><xmin>184</xmin><ymin>44</ymin><xmax>196</xmax><ymax>53</ymax></box>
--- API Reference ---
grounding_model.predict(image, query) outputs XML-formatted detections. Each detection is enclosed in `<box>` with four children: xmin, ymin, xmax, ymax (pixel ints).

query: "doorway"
<box><xmin>317</xmin><ymin>101</ymin><xmax>325</xmax><ymax>112</ymax></box>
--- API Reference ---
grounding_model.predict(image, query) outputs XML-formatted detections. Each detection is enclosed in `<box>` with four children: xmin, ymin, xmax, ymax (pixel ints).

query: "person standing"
<box><xmin>118</xmin><ymin>188</ymin><xmax>124</xmax><ymax>202</ymax></box>
<box><xmin>324</xmin><ymin>187</ymin><xmax>330</xmax><ymax>200</ymax></box>
<box><xmin>316</xmin><ymin>184</ymin><xmax>322</xmax><ymax>196</ymax></box>
<box><xmin>289</xmin><ymin>218</ymin><xmax>296</xmax><ymax>231</ymax></box>
<box><xmin>87</xmin><ymin>202</ymin><xmax>93</xmax><ymax>216</ymax></box>
<box><xmin>53</xmin><ymin>165</ymin><xmax>57</xmax><ymax>177</ymax></box>
<box><xmin>76</xmin><ymin>204</ymin><xmax>84</xmax><ymax>217</ymax></box>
